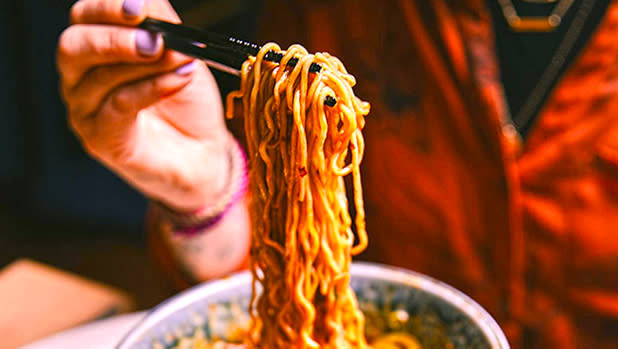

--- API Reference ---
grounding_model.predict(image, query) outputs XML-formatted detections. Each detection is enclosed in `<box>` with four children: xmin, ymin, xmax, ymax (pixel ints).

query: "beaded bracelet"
<box><xmin>153</xmin><ymin>136</ymin><xmax>248</xmax><ymax>237</ymax></box>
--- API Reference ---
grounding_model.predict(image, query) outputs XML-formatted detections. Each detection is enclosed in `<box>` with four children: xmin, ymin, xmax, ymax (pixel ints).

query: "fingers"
<box><xmin>70</xmin><ymin>63</ymin><xmax>197</xmax><ymax>143</ymax></box>
<box><xmin>64</xmin><ymin>51</ymin><xmax>193</xmax><ymax>119</ymax></box>
<box><xmin>60</xmin><ymin>0</ymin><xmax>185</xmax><ymax>87</ymax></box>
<box><xmin>58</xmin><ymin>24</ymin><xmax>164</xmax><ymax>88</ymax></box>
<box><xmin>70</xmin><ymin>0</ymin><xmax>180</xmax><ymax>26</ymax></box>
<box><xmin>71</xmin><ymin>0</ymin><xmax>144</xmax><ymax>25</ymax></box>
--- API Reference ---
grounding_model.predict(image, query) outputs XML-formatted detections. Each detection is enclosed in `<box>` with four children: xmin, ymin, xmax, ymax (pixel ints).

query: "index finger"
<box><xmin>57</xmin><ymin>25</ymin><xmax>164</xmax><ymax>88</ymax></box>
<box><xmin>71</xmin><ymin>0</ymin><xmax>181</xmax><ymax>26</ymax></box>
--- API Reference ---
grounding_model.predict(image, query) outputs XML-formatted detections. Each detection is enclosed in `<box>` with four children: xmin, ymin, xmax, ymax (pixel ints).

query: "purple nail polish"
<box><xmin>136</xmin><ymin>29</ymin><xmax>161</xmax><ymax>56</ymax></box>
<box><xmin>176</xmin><ymin>61</ymin><xmax>197</xmax><ymax>75</ymax></box>
<box><xmin>122</xmin><ymin>0</ymin><xmax>145</xmax><ymax>16</ymax></box>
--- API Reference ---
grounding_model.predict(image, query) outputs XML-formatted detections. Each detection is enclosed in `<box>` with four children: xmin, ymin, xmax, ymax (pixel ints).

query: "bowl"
<box><xmin>117</xmin><ymin>262</ymin><xmax>510</xmax><ymax>348</ymax></box>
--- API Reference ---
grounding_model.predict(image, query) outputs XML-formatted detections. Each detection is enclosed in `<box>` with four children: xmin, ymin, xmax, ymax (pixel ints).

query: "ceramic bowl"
<box><xmin>117</xmin><ymin>262</ymin><xmax>509</xmax><ymax>348</ymax></box>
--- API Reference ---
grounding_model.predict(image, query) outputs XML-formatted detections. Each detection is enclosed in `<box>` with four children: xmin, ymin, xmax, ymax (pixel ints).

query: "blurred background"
<box><xmin>0</xmin><ymin>0</ymin><xmax>261</xmax><ymax>309</ymax></box>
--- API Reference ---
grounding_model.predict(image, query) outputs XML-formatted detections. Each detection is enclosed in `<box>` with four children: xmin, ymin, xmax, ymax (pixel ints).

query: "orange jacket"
<box><xmin>151</xmin><ymin>0</ymin><xmax>618</xmax><ymax>347</ymax></box>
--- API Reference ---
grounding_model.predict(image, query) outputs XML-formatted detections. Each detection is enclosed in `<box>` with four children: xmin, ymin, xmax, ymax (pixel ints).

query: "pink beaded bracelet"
<box><xmin>153</xmin><ymin>137</ymin><xmax>248</xmax><ymax>237</ymax></box>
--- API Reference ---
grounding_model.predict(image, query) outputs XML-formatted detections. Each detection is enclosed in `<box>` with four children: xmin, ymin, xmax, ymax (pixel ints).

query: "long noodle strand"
<box><xmin>227</xmin><ymin>43</ymin><xmax>370</xmax><ymax>349</ymax></box>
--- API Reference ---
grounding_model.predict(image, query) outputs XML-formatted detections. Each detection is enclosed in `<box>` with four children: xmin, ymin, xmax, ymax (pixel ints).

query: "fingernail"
<box><xmin>176</xmin><ymin>61</ymin><xmax>197</xmax><ymax>75</ymax></box>
<box><xmin>136</xmin><ymin>29</ymin><xmax>162</xmax><ymax>56</ymax></box>
<box><xmin>122</xmin><ymin>0</ymin><xmax>146</xmax><ymax>16</ymax></box>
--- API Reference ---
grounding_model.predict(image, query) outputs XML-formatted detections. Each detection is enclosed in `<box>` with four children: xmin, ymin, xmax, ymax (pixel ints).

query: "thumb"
<box><xmin>101</xmin><ymin>61</ymin><xmax>196</xmax><ymax>123</ymax></box>
<box><xmin>81</xmin><ymin>62</ymin><xmax>196</xmax><ymax>159</ymax></box>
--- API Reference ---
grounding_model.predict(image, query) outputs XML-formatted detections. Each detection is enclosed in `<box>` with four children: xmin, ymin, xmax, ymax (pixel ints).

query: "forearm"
<box><xmin>148</xmin><ymin>196</ymin><xmax>250</xmax><ymax>286</ymax></box>
<box><xmin>147</xmin><ymin>136</ymin><xmax>251</xmax><ymax>286</ymax></box>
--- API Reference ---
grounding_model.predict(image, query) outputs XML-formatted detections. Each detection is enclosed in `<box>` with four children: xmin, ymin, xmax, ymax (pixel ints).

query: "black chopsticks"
<box><xmin>139</xmin><ymin>18</ymin><xmax>336</xmax><ymax>107</ymax></box>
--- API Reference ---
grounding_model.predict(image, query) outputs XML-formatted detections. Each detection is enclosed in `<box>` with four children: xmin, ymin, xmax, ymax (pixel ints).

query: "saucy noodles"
<box><xmin>227</xmin><ymin>43</ymin><xmax>370</xmax><ymax>348</ymax></box>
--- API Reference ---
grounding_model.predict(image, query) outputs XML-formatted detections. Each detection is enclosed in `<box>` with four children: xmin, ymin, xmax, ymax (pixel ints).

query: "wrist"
<box><xmin>154</xmin><ymin>135</ymin><xmax>248</xmax><ymax>235</ymax></box>
<box><xmin>159</xmin><ymin>135</ymin><xmax>233</xmax><ymax>213</ymax></box>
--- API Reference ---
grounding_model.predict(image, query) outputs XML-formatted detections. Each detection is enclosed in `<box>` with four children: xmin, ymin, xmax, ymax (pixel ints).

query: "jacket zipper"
<box><xmin>510</xmin><ymin>0</ymin><xmax>597</xmax><ymax>137</ymax></box>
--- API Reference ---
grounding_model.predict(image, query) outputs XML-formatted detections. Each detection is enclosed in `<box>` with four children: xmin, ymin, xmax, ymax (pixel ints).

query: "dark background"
<box><xmin>0</xmin><ymin>0</ymin><xmax>260</xmax><ymax>308</ymax></box>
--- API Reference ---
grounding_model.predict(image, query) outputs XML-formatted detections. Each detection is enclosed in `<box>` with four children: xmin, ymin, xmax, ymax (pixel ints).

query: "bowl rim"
<box><xmin>117</xmin><ymin>262</ymin><xmax>510</xmax><ymax>348</ymax></box>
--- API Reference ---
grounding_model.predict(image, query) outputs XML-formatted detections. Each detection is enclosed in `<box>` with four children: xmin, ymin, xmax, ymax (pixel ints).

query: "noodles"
<box><xmin>226</xmin><ymin>43</ymin><xmax>371</xmax><ymax>348</ymax></box>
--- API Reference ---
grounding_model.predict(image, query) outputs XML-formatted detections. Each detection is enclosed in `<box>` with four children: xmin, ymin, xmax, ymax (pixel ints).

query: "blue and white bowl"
<box><xmin>117</xmin><ymin>262</ymin><xmax>510</xmax><ymax>348</ymax></box>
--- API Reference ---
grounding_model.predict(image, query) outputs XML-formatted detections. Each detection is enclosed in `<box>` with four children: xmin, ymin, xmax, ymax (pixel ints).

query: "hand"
<box><xmin>57</xmin><ymin>0</ymin><xmax>231</xmax><ymax>211</ymax></box>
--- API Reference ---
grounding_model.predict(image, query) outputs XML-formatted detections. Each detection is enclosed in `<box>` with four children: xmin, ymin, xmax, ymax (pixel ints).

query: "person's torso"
<box><xmin>258</xmin><ymin>1</ymin><xmax>618</xmax><ymax>347</ymax></box>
